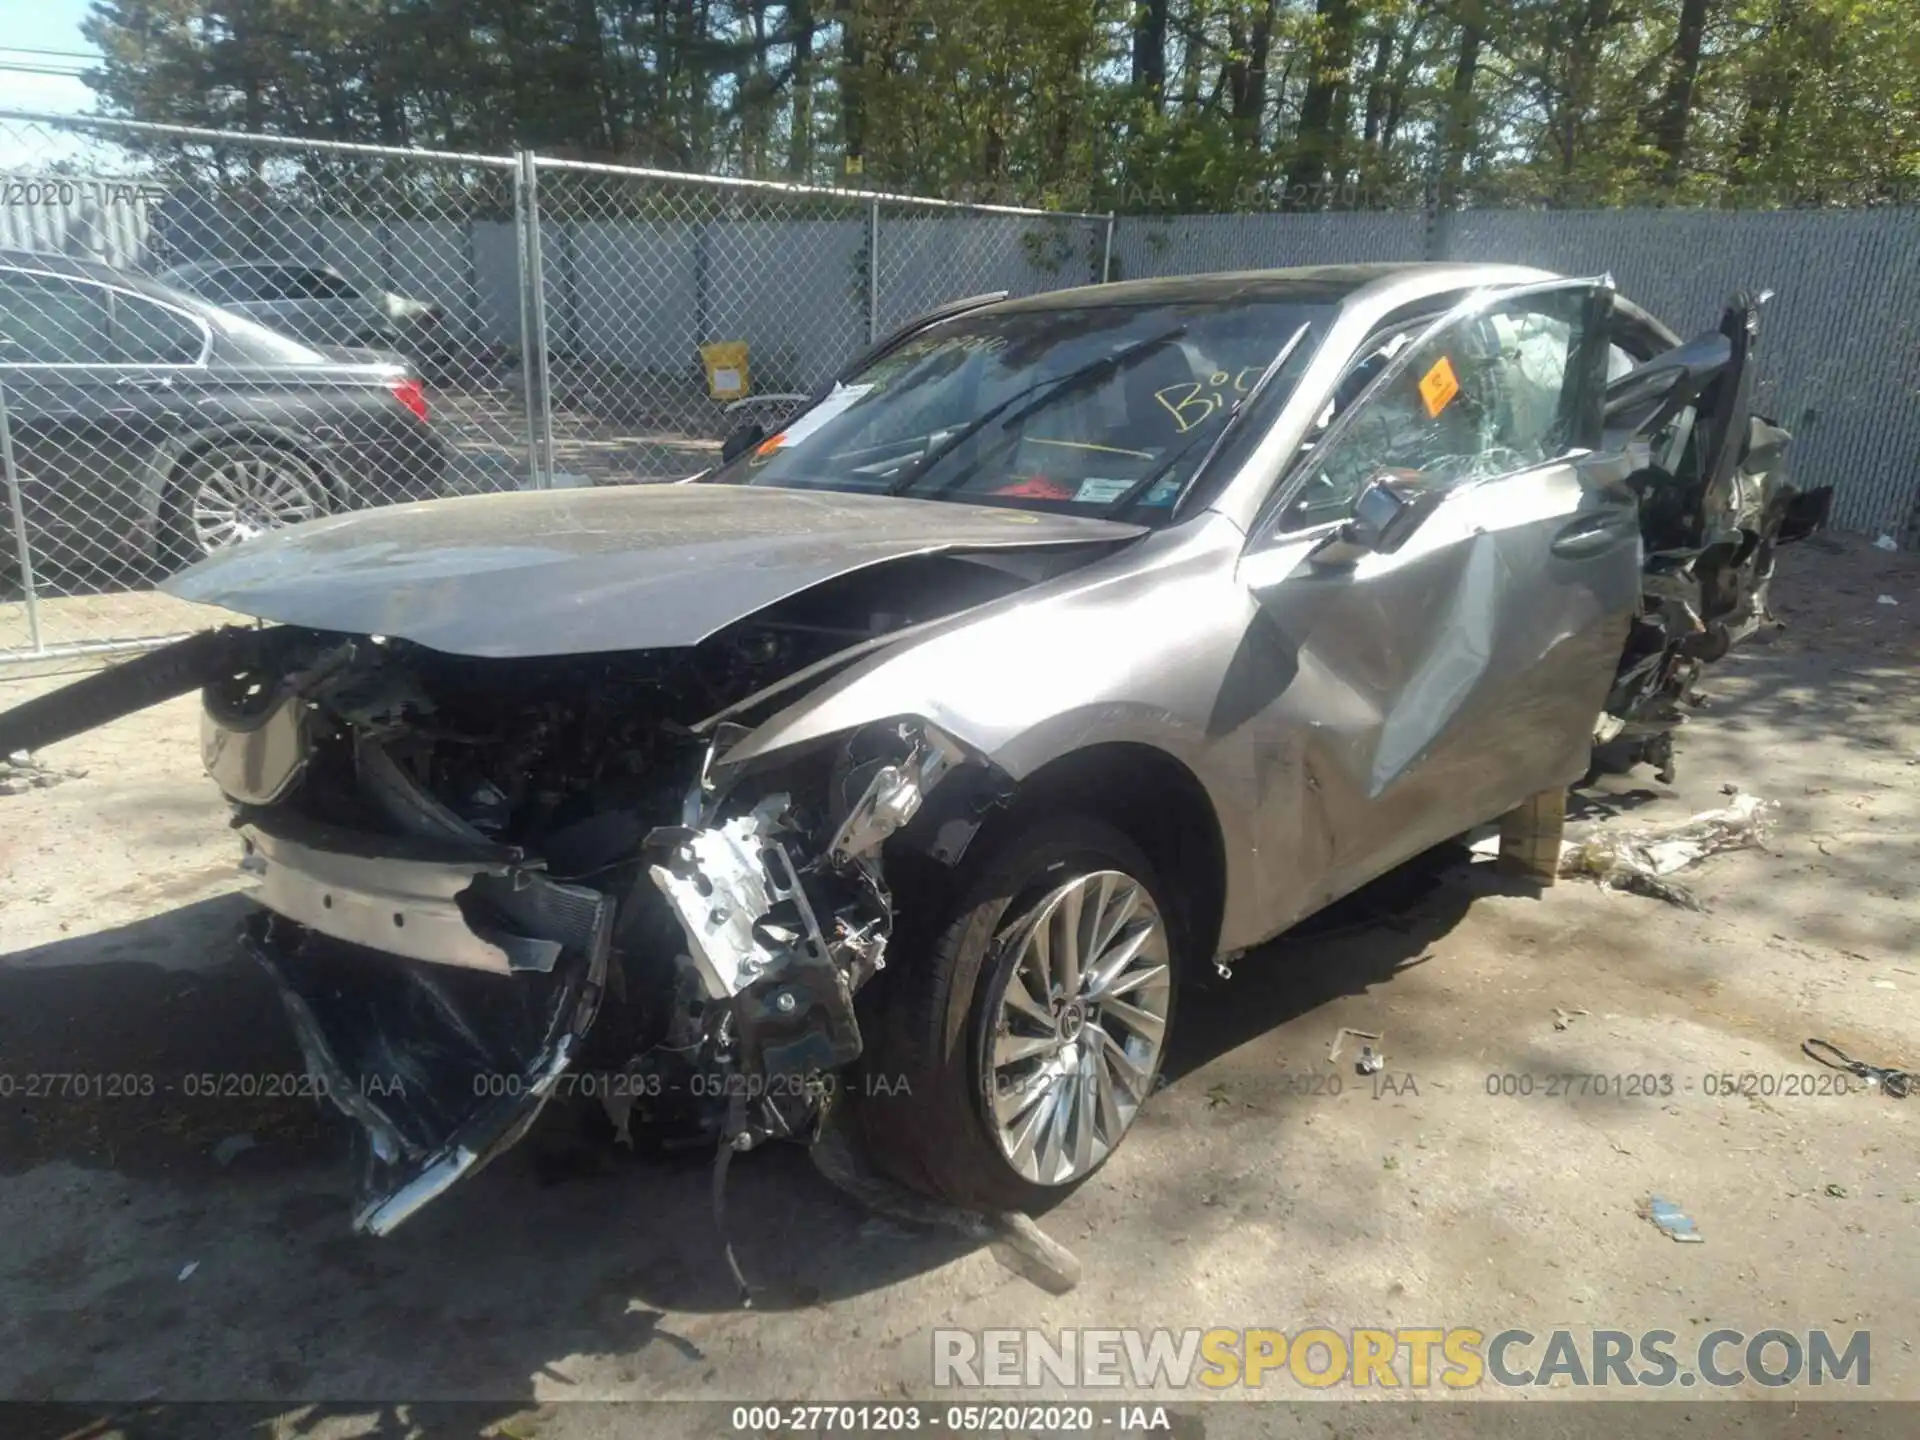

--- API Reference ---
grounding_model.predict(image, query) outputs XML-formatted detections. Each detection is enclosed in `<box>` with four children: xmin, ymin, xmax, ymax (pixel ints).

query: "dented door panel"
<box><xmin>1235</xmin><ymin>461</ymin><xmax>1638</xmax><ymax>921</ymax></box>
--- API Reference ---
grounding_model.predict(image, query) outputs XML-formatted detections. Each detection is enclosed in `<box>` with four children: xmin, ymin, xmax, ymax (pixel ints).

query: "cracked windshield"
<box><xmin>715</xmin><ymin>299</ymin><xmax>1328</xmax><ymax>518</ymax></box>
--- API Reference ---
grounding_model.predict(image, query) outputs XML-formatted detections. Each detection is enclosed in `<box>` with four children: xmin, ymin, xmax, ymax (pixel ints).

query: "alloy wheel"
<box><xmin>985</xmin><ymin>869</ymin><xmax>1172</xmax><ymax>1186</ymax></box>
<box><xmin>189</xmin><ymin>451</ymin><xmax>326</xmax><ymax>553</ymax></box>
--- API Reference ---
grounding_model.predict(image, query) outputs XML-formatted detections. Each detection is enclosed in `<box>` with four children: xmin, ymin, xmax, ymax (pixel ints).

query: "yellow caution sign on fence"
<box><xmin>700</xmin><ymin>340</ymin><xmax>751</xmax><ymax>400</ymax></box>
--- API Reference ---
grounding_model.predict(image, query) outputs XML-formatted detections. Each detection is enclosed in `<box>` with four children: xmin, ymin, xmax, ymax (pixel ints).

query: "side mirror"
<box><xmin>720</xmin><ymin>421</ymin><xmax>765</xmax><ymax>465</ymax></box>
<box><xmin>1309</xmin><ymin>475</ymin><xmax>1432</xmax><ymax>567</ymax></box>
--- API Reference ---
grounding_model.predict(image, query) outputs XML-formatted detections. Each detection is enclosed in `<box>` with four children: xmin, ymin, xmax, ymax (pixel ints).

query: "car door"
<box><xmin>0</xmin><ymin>269</ymin><xmax>166</xmax><ymax>582</ymax></box>
<box><xmin>1232</xmin><ymin>278</ymin><xmax>1640</xmax><ymax>922</ymax></box>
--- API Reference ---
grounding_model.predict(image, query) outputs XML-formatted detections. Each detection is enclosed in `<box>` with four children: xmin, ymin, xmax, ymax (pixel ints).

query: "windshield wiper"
<box><xmin>885</xmin><ymin>327</ymin><xmax>1188</xmax><ymax>498</ymax></box>
<box><xmin>1100</xmin><ymin>322</ymin><xmax>1314</xmax><ymax>519</ymax></box>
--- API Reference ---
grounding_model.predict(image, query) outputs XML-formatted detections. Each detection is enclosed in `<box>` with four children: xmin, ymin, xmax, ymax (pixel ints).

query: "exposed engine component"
<box><xmin>830</xmin><ymin>725</ymin><xmax>966</xmax><ymax>863</ymax></box>
<box><xmin>174</xmin><ymin>607</ymin><xmax>990</xmax><ymax>1232</ymax></box>
<box><xmin>649</xmin><ymin>794</ymin><xmax>832</xmax><ymax>1002</ymax></box>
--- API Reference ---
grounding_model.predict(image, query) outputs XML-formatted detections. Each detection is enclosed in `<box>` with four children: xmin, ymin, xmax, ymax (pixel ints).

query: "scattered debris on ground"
<box><xmin>1642</xmin><ymin>1196</ymin><xmax>1704</xmax><ymax>1243</ymax></box>
<box><xmin>1327</xmin><ymin>1026</ymin><xmax>1383</xmax><ymax>1072</ymax></box>
<box><xmin>1475</xmin><ymin>791</ymin><xmax>1774</xmax><ymax>908</ymax></box>
<box><xmin>1803</xmin><ymin>1038</ymin><xmax>1914</xmax><ymax>1098</ymax></box>
<box><xmin>0</xmin><ymin>750</ymin><xmax>87</xmax><ymax>796</ymax></box>
<box><xmin>211</xmin><ymin>1133</ymin><xmax>258</xmax><ymax>1167</ymax></box>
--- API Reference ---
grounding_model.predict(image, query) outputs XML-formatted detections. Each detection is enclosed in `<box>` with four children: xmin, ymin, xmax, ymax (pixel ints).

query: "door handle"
<box><xmin>117</xmin><ymin>375</ymin><xmax>175</xmax><ymax>392</ymax></box>
<box><xmin>1551</xmin><ymin>514</ymin><xmax>1634</xmax><ymax>559</ymax></box>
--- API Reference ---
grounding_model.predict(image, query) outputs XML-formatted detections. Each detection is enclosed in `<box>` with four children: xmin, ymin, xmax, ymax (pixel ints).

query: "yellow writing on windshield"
<box><xmin>1154</xmin><ymin>367</ymin><xmax>1262</xmax><ymax>433</ymax></box>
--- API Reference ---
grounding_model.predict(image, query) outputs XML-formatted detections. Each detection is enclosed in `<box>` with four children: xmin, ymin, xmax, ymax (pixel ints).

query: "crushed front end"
<box><xmin>1598</xmin><ymin>293</ymin><xmax>1833</xmax><ymax>781</ymax></box>
<box><xmin>195</xmin><ymin>624</ymin><xmax>986</xmax><ymax>1234</ymax></box>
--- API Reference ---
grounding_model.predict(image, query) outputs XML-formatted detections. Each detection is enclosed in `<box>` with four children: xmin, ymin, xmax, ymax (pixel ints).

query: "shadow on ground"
<box><xmin>0</xmin><ymin>833</ymin><xmax>1502</xmax><ymax>1421</ymax></box>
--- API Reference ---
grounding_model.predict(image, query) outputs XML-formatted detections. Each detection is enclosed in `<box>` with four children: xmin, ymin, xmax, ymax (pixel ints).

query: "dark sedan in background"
<box><xmin>156</xmin><ymin>259</ymin><xmax>448</xmax><ymax>361</ymax></box>
<box><xmin>0</xmin><ymin>249</ymin><xmax>448</xmax><ymax>584</ymax></box>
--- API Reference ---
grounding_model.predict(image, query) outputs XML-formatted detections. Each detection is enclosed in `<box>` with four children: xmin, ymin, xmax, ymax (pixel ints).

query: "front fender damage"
<box><xmin>0</xmin><ymin>537</ymin><xmax>1083</xmax><ymax>1239</ymax></box>
<box><xmin>211</xmin><ymin>630</ymin><xmax>1007</xmax><ymax>1234</ymax></box>
<box><xmin>641</xmin><ymin>720</ymin><xmax>977</xmax><ymax>1151</ymax></box>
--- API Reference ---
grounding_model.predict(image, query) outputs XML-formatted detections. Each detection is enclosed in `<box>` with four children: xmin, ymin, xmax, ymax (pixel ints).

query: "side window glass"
<box><xmin>1279</xmin><ymin>289</ymin><xmax>1593</xmax><ymax>532</ymax></box>
<box><xmin>114</xmin><ymin>294</ymin><xmax>206</xmax><ymax>365</ymax></box>
<box><xmin>1281</xmin><ymin>323</ymin><xmax>1424</xmax><ymax>529</ymax></box>
<box><xmin>0</xmin><ymin>273</ymin><xmax>115</xmax><ymax>364</ymax></box>
<box><xmin>243</xmin><ymin>268</ymin><xmax>298</xmax><ymax>301</ymax></box>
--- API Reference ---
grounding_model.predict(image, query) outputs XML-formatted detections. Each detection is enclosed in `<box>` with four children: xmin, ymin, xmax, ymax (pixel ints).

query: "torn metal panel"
<box><xmin>242</xmin><ymin>816</ymin><xmax>607</xmax><ymax>976</ymax></box>
<box><xmin>201</xmin><ymin>693</ymin><xmax>311</xmax><ymax>805</ymax></box>
<box><xmin>829</xmin><ymin>724</ymin><xmax>967</xmax><ymax>863</ymax></box>
<box><xmin>244</xmin><ymin>820</ymin><xmax>523</xmax><ymax>972</ymax></box>
<box><xmin>247</xmin><ymin>903</ymin><xmax>609</xmax><ymax>1236</ymax></box>
<box><xmin>647</xmin><ymin>795</ymin><xmax>814</xmax><ymax>1001</ymax></box>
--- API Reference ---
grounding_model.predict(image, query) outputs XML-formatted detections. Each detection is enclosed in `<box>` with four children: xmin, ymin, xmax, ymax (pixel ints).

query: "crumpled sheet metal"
<box><xmin>1558</xmin><ymin>792</ymin><xmax>1773</xmax><ymax>908</ymax></box>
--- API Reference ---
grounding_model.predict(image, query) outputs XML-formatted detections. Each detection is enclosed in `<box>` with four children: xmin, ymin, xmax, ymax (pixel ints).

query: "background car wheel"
<box><xmin>856</xmin><ymin>815</ymin><xmax>1179</xmax><ymax>1214</ymax></box>
<box><xmin>160</xmin><ymin>443</ymin><xmax>332</xmax><ymax>571</ymax></box>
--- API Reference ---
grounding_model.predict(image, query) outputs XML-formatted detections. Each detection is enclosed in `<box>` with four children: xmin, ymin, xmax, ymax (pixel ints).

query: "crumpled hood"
<box><xmin>162</xmin><ymin>483</ymin><xmax>1145</xmax><ymax>658</ymax></box>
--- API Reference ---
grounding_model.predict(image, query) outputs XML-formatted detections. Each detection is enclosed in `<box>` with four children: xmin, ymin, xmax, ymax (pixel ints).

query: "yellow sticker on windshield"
<box><xmin>1418</xmin><ymin>355</ymin><xmax>1460</xmax><ymax>417</ymax></box>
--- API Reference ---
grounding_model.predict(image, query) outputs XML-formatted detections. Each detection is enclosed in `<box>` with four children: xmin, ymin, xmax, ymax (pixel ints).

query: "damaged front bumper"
<box><xmin>215</xmin><ymin>668</ymin><xmax>982</xmax><ymax>1232</ymax></box>
<box><xmin>234</xmin><ymin>806</ymin><xmax>617</xmax><ymax>1234</ymax></box>
<box><xmin>241</xmin><ymin>814</ymin><xmax>612</xmax><ymax>976</ymax></box>
<box><xmin>246</xmin><ymin>908</ymin><xmax>609</xmax><ymax>1235</ymax></box>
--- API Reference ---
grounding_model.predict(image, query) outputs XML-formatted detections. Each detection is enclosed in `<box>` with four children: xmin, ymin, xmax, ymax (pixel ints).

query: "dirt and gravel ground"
<box><xmin>0</xmin><ymin>534</ymin><xmax>1915</xmax><ymax>1435</ymax></box>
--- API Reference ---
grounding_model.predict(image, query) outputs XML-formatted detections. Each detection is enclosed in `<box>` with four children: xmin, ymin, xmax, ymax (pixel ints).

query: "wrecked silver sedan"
<box><xmin>0</xmin><ymin>263</ymin><xmax>1827</xmax><ymax>1238</ymax></box>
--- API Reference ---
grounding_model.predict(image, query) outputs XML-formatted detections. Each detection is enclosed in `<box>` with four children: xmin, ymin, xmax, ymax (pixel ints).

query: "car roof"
<box><xmin>0</xmin><ymin>247</ymin><xmax>220</xmax><ymax>310</ymax></box>
<box><xmin>0</xmin><ymin>247</ymin><xmax>137</xmax><ymax>286</ymax></box>
<box><xmin>0</xmin><ymin>247</ymin><xmax>294</xmax><ymax>329</ymax></box>
<box><xmin>160</xmin><ymin>258</ymin><xmax>341</xmax><ymax>277</ymax></box>
<box><xmin>987</xmin><ymin>262</ymin><xmax>1562</xmax><ymax>315</ymax></box>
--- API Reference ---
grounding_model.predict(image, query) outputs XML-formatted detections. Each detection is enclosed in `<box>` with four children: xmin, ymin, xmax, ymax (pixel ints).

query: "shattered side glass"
<box><xmin>1297</xmin><ymin>288</ymin><xmax>1591</xmax><ymax>519</ymax></box>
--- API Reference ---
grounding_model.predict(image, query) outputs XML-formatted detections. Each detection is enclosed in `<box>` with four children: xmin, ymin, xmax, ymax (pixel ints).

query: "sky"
<box><xmin>0</xmin><ymin>0</ymin><xmax>102</xmax><ymax>169</ymax></box>
<box><xmin>1</xmin><ymin>0</ymin><xmax>101</xmax><ymax>117</ymax></box>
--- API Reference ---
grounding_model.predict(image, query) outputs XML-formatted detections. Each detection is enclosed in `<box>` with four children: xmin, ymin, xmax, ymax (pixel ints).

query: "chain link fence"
<box><xmin>3</xmin><ymin>107</ymin><xmax>1916</xmax><ymax>667</ymax></box>
<box><xmin>0</xmin><ymin>111</ymin><xmax>1108</xmax><ymax>664</ymax></box>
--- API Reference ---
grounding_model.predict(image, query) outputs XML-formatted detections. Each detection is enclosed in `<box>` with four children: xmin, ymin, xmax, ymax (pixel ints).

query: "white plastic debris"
<box><xmin>1643</xmin><ymin>1196</ymin><xmax>1704</xmax><ymax>1243</ymax></box>
<box><xmin>1556</xmin><ymin>792</ymin><xmax>1773</xmax><ymax>908</ymax></box>
<box><xmin>1878</xmin><ymin>595</ymin><xmax>1899</xmax><ymax>606</ymax></box>
<box><xmin>1875</xmin><ymin>535</ymin><xmax>1899</xmax><ymax>552</ymax></box>
<box><xmin>177</xmin><ymin>1261</ymin><xmax>199</xmax><ymax>1282</ymax></box>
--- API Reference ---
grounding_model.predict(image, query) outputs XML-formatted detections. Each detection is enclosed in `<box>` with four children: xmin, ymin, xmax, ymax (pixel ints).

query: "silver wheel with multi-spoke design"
<box><xmin>181</xmin><ymin>447</ymin><xmax>328</xmax><ymax>557</ymax></box>
<box><xmin>986</xmin><ymin>869</ymin><xmax>1172</xmax><ymax>1187</ymax></box>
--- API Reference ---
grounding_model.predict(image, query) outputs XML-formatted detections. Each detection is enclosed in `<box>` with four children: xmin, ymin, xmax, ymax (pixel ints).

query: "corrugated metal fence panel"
<box><xmin>1115</xmin><ymin>212</ymin><xmax>1428</xmax><ymax>279</ymax></box>
<box><xmin>876</xmin><ymin>214</ymin><xmax>1105</xmax><ymax>335</ymax></box>
<box><xmin>1446</xmin><ymin>209</ymin><xmax>1920</xmax><ymax>539</ymax></box>
<box><xmin>706</xmin><ymin>219</ymin><xmax>866</xmax><ymax>391</ymax></box>
<box><xmin>0</xmin><ymin>174</ymin><xmax>153</xmax><ymax>269</ymax></box>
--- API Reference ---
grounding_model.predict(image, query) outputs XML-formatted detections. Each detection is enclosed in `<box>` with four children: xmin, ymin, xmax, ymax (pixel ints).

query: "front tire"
<box><xmin>856</xmin><ymin>815</ymin><xmax>1178</xmax><ymax>1213</ymax></box>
